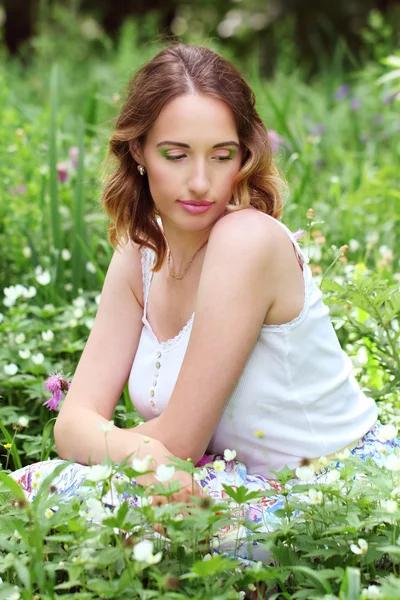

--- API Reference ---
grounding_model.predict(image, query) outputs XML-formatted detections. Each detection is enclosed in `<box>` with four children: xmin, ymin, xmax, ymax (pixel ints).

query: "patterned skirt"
<box><xmin>8</xmin><ymin>420</ymin><xmax>400</xmax><ymax>566</ymax></box>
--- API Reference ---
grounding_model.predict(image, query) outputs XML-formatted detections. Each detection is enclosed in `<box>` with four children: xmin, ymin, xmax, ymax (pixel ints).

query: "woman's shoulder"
<box><xmin>210</xmin><ymin>207</ymin><xmax>299</xmax><ymax>259</ymax></box>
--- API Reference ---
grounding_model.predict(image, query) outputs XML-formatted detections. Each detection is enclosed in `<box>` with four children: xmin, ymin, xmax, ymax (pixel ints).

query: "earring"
<box><xmin>137</xmin><ymin>164</ymin><xmax>146</xmax><ymax>176</ymax></box>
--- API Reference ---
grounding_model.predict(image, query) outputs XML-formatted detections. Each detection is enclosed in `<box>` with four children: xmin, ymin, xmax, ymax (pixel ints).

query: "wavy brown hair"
<box><xmin>101</xmin><ymin>43</ymin><xmax>286</xmax><ymax>271</ymax></box>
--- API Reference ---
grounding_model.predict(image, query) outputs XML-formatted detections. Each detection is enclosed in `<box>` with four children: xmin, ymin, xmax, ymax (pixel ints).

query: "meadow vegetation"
<box><xmin>0</xmin><ymin>7</ymin><xmax>399</xmax><ymax>599</ymax></box>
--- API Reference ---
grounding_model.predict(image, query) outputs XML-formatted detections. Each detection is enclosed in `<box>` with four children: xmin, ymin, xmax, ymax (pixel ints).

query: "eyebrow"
<box><xmin>156</xmin><ymin>140</ymin><xmax>240</xmax><ymax>149</ymax></box>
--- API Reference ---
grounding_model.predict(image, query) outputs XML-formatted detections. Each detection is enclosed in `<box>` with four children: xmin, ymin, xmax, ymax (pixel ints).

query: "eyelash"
<box><xmin>165</xmin><ymin>155</ymin><xmax>233</xmax><ymax>162</ymax></box>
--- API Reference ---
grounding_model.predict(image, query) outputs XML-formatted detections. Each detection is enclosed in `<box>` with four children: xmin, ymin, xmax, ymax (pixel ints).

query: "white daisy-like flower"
<box><xmin>4</xmin><ymin>363</ymin><xmax>18</xmax><ymax>376</ymax></box>
<box><xmin>324</xmin><ymin>469</ymin><xmax>341</xmax><ymax>484</ymax></box>
<box><xmin>307</xmin><ymin>488</ymin><xmax>324</xmax><ymax>504</ymax></box>
<box><xmin>44</xmin><ymin>508</ymin><xmax>54</xmax><ymax>519</ymax></box>
<box><xmin>384</xmin><ymin>454</ymin><xmax>400</xmax><ymax>471</ymax></box>
<box><xmin>213</xmin><ymin>460</ymin><xmax>226</xmax><ymax>473</ymax></box>
<box><xmin>23</xmin><ymin>286</ymin><xmax>36</xmax><ymax>298</ymax></box>
<box><xmin>350</xmin><ymin>538</ymin><xmax>368</xmax><ymax>555</ymax></box>
<box><xmin>223</xmin><ymin>449</ymin><xmax>237</xmax><ymax>461</ymax></box>
<box><xmin>193</xmin><ymin>467</ymin><xmax>208</xmax><ymax>482</ymax></box>
<box><xmin>155</xmin><ymin>464</ymin><xmax>175</xmax><ymax>482</ymax></box>
<box><xmin>132</xmin><ymin>455</ymin><xmax>153</xmax><ymax>473</ymax></box>
<box><xmin>73</xmin><ymin>296</ymin><xmax>86</xmax><ymax>308</ymax></box>
<box><xmin>336</xmin><ymin>448</ymin><xmax>351</xmax><ymax>461</ymax></box>
<box><xmin>31</xmin><ymin>353</ymin><xmax>45</xmax><ymax>365</ymax></box>
<box><xmin>133</xmin><ymin>539</ymin><xmax>162</xmax><ymax>564</ymax></box>
<box><xmin>86</xmin><ymin>261</ymin><xmax>96</xmax><ymax>273</ymax></box>
<box><xmin>382</xmin><ymin>499</ymin><xmax>398</xmax><ymax>514</ymax></box>
<box><xmin>18</xmin><ymin>349</ymin><xmax>31</xmax><ymax>359</ymax></box>
<box><xmin>136</xmin><ymin>495</ymin><xmax>153</xmax><ymax>508</ymax></box>
<box><xmin>295</xmin><ymin>464</ymin><xmax>315</xmax><ymax>481</ymax></box>
<box><xmin>41</xmin><ymin>330</ymin><xmax>54</xmax><ymax>342</ymax></box>
<box><xmin>377</xmin><ymin>424</ymin><xmax>398</xmax><ymax>442</ymax></box>
<box><xmin>17</xmin><ymin>416</ymin><xmax>29</xmax><ymax>427</ymax></box>
<box><xmin>36</xmin><ymin>269</ymin><xmax>51</xmax><ymax>286</ymax></box>
<box><xmin>61</xmin><ymin>249</ymin><xmax>71</xmax><ymax>261</ymax></box>
<box><xmin>86</xmin><ymin>464</ymin><xmax>113</xmax><ymax>483</ymax></box>
<box><xmin>80</xmin><ymin>497</ymin><xmax>111</xmax><ymax>522</ymax></box>
<box><xmin>361</xmin><ymin>585</ymin><xmax>383</xmax><ymax>599</ymax></box>
<box><xmin>15</xmin><ymin>333</ymin><xmax>26</xmax><ymax>344</ymax></box>
<box><xmin>98</xmin><ymin>420</ymin><xmax>114</xmax><ymax>433</ymax></box>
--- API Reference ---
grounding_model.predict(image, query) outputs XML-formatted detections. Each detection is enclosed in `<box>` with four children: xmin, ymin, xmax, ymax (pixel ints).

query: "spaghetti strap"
<box><xmin>140</xmin><ymin>246</ymin><xmax>155</xmax><ymax>314</ymax></box>
<box><xmin>258</xmin><ymin>212</ymin><xmax>308</xmax><ymax>267</ymax></box>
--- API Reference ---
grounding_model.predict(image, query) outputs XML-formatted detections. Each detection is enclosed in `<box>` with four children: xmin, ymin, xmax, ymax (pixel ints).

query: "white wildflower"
<box><xmin>18</xmin><ymin>349</ymin><xmax>31</xmax><ymax>359</ymax></box>
<box><xmin>4</xmin><ymin>363</ymin><xmax>18</xmax><ymax>376</ymax></box>
<box><xmin>23</xmin><ymin>286</ymin><xmax>36</xmax><ymax>298</ymax></box>
<box><xmin>132</xmin><ymin>455</ymin><xmax>153</xmax><ymax>473</ymax></box>
<box><xmin>35</xmin><ymin>268</ymin><xmax>51</xmax><ymax>286</ymax></box>
<box><xmin>15</xmin><ymin>333</ymin><xmax>26</xmax><ymax>344</ymax></box>
<box><xmin>384</xmin><ymin>454</ymin><xmax>400</xmax><ymax>471</ymax></box>
<box><xmin>349</xmin><ymin>239</ymin><xmax>360</xmax><ymax>252</ymax></box>
<box><xmin>64</xmin><ymin>283</ymin><xmax>73</xmax><ymax>292</ymax></box>
<box><xmin>382</xmin><ymin>499</ymin><xmax>398</xmax><ymax>514</ymax></box>
<box><xmin>68</xmin><ymin>319</ymin><xmax>78</xmax><ymax>328</ymax></box>
<box><xmin>44</xmin><ymin>508</ymin><xmax>54</xmax><ymax>519</ymax></box>
<box><xmin>213</xmin><ymin>460</ymin><xmax>226</xmax><ymax>473</ymax></box>
<box><xmin>95</xmin><ymin>293</ymin><xmax>101</xmax><ymax>305</ymax></box>
<box><xmin>325</xmin><ymin>469</ymin><xmax>341</xmax><ymax>483</ymax></box>
<box><xmin>31</xmin><ymin>352</ymin><xmax>45</xmax><ymax>365</ymax></box>
<box><xmin>193</xmin><ymin>467</ymin><xmax>209</xmax><ymax>482</ymax></box>
<box><xmin>86</xmin><ymin>464</ymin><xmax>113</xmax><ymax>483</ymax></box>
<box><xmin>307</xmin><ymin>488</ymin><xmax>324</xmax><ymax>504</ymax></box>
<box><xmin>362</xmin><ymin>585</ymin><xmax>383</xmax><ymax>599</ymax></box>
<box><xmin>86</xmin><ymin>261</ymin><xmax>96</xmax><ymax>273</ymax></box>
<box><xmin>80</xmin><ymin>497</ymin><xmax>111</xmax><ymax>522</ymax></box>
<box><xmin>155</xmin><ymin>464</ymin><xmax>175</xmax><ymax>482</ymax></box>
<box><xmin>73</xmin><ymin>308</ymin><xmax>83</xmax><ymax>318</ymax></box>
<box><xmin>350</xmin><ymin>538</ymin><xmax>368</xmax><ymax>555</ymax></box>
<box><xmin>223</xmin><ymin>449</ymin><xmax>237</xmax><ymax>461</ymax></box>
<box><xmin>41</xmin><ymin>329</ymin><xmax>54</xmax><ymax>342</ymax></box>
<box><xmin>336</xmin><ymin>448</ymin><xmax>351</xmax><ymax>461</ymax></box>
<box><xmin>133</xmin><ymin>539</ymin><xmax>162</xmax><ymax>564</ymax></box>
<box><xmin>295</xmin><ymin>464</ymin><xmax>315</xmax><ymax>481</ymax></box>
<box><xmin>319</xmin><ymin>456</ymin><xmax>329</xmax><ymax>467</ymax></box>
<box><xmin>22</xmin><ymin>246</ymin><xmax>32</xmax><ymax>258</ymax></box>
<box><xmin>98</xmin><ymin>420</ymin><xmax>114</xmax><ymax>433</ymax></box>
<box><xmin>136</xmin><ymin>495</ymin><xmax>153</xmax><ymax>508</ymax></box>
<box><xmin>61</xmin><ymin>249</ymin><xmax>71</xmax><ymax>261</ymax></box>
<box><xmin>377</xmin><ymin>424</ymin><xmax>398</xmax><ymax>442</ymax></box>
<box><xmin>203</xmin><ymin>553</ymin><xmax>212</xmax><ymax>561</ymax></box>
<box><xmin>73</xmin><ymin>296</ymin><xmax>86</xmax><ymax>308</ymax></box>
<box><xmin>85</xmin><ymin>318</ymin><xmax>94</xmax><ymax>330</ymax></box>
<box><xmin>17</xmin><ymin>416</ymin><xmax>29</xmax><ymax>427</ymax></box>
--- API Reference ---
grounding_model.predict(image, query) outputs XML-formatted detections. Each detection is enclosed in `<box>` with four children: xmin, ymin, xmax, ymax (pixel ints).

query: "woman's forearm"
<box><xmin>54</xmin><ymin>406</ymin><xmax>168</xmax><ymax>467</ymax></box>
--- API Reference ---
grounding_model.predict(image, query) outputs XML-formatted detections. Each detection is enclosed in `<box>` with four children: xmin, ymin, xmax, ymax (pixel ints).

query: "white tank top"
<box><xmin>128</xmin><ymin>214</ymin><xmax>378</xmax><ymax>478</ymax></box>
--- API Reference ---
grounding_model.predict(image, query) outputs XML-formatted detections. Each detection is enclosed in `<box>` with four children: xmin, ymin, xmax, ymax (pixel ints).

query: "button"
<box><xmin>156</xmin><ymin>362</ymin><xmax>161</xmax><ymax>369</ymax></box>
<box><xmin>150</xmin><ymin>390</ymin><xmax>155</xmax><ymax>397</ymax></box>
<box><xmin>154</xmin><ymin>371</ymin><xmax>159</xmax><ymax>378</ymax></box>
<box><xmin>153</xmin><ymin>380</ymin><xmax>157</xmax><ymax>386</ymax></box>
<box><xmin>157</xmin><ymin>351</ymin><xmax>162</xmax><ymax>358</ymax></box>
<box><xmin>150</xmin><ymin>400</ymin><xmax>155</xmax><ymax>407</ymax></box>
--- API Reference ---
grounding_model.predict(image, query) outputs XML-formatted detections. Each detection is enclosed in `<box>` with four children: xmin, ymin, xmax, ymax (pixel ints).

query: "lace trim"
<box><xmin>140</xmin><ymin>246</ymin><xmax>194</xmax><ymax>349</ymax></box>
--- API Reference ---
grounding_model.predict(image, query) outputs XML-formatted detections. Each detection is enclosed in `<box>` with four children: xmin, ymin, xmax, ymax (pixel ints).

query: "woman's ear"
<box><xmin>129</xmin><ymin>140</ymin><xmax>144</xmax><ymax>165</ymax></box>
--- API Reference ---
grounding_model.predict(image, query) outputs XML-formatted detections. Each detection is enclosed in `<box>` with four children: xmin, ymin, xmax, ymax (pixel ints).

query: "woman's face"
<box><xmin>131</xmin><ymin>94</ymin><xmax>243</xmax><ymax>233</ymax></box>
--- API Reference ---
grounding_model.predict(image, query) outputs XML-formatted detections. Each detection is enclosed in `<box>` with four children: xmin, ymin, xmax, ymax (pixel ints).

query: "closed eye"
<box><xmin>165</xmin><ymin>155</ymin><xmax>233</xmax><ymax>162</ymax></box>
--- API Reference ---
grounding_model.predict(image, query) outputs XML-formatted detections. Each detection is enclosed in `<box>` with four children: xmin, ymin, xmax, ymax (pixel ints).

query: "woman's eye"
<box><xmin>165</xmin><ymin>155</ymin><xmax>233</xmax><ymax>162</ymax></box>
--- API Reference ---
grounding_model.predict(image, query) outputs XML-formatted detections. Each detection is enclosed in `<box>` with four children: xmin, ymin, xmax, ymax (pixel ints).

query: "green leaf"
<box><xmin>339</xmin><ymin>567</ymin><xmax>361</xmax><ymax>600</ymax></box>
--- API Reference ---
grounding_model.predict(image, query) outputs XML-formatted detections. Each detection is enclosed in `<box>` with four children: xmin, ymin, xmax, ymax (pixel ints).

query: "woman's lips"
<box><xmin>177</xmin><ymin>201</ymin><xmax>213</xmax><ymax>214</ymax></box>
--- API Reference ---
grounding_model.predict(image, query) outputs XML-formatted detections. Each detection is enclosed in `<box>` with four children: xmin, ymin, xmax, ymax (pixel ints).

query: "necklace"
<box><xmin>167</xmin><ymin>240</ymin><xmax>208</xmax><ymax>280</ymax></box>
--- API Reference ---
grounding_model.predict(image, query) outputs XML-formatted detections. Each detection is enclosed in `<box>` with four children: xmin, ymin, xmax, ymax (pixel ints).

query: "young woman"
<box><xmin>10</xmin><ymin>43</ymin><xmax>399</xmax><ymax>565</ymax></box>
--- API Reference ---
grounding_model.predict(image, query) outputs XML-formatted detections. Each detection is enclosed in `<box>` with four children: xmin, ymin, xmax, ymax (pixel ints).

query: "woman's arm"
<box><xmin>54</xmin><ymin>237</ymin><xmax>152</xmax><ymax>466</ymax></box>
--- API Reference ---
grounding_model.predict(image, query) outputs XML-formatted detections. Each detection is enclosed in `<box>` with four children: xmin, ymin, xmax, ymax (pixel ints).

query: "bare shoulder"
<box><xmin>208</xmin><ymin>207</ymin><xmax>293</xmax><ymax>259</ymax></box>
<box><xmin>114</xmin><ymin>236</ymin><xmax>144</xmax><ymax>309</ymax></box>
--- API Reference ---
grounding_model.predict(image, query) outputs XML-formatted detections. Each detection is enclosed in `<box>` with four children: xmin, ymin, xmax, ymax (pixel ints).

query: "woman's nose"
<box><xmin>187</xmin><ymin>163</ymin><xmax>210</xmax><ymax>197</ymax></box>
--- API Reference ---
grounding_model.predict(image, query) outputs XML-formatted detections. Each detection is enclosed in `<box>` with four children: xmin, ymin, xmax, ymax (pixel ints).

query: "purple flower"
<box><xmin>383</xmin><ymin>91</ymin><xmax>400</xmax><ymax>105</ymax></box>
<box><xmin>69</xmin><ymin>147</ymin><xmax>79</xmax><ymax>168</ymax></box>
<box><xmin>292</xmin><ymin>229</ymin><xmax>304</xmax><ymax>241</ymax></box>
<box><xmin>56</xmin><ymin>162</ymin><xmax>69</xmax><ymax>182</ymax></box>
<box><xmin>350</xmin><ymin>98</ymin><xmax>361</xmax><ymax>112</ymax></box>
<box><xmin>373</xmin><ymin>113</ymin><xmax>383</xmax><ymax>125</ymax></box>
<box><xmin>8</xmin><ymin>185</ymin><xmax>27</xmax><ymax>196</ymax></box>
<box><xmin>313</xmin><ymin>124</ymin><xmax>325</xmax><ymax>135</ymax></box>
<box><xmin>267</xmin><ymin>129</ymin><xmax>286</xmax><ymax>153</ymax></box>
<box><xmin>334</xmin><ymin>84</ymin><xmax>350</xmax><ymax>101</ymax></box>
<box><xmin>43</xmin><ymin>373</ymin><xmax>70</xmax><ymax>411</ymax></box>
